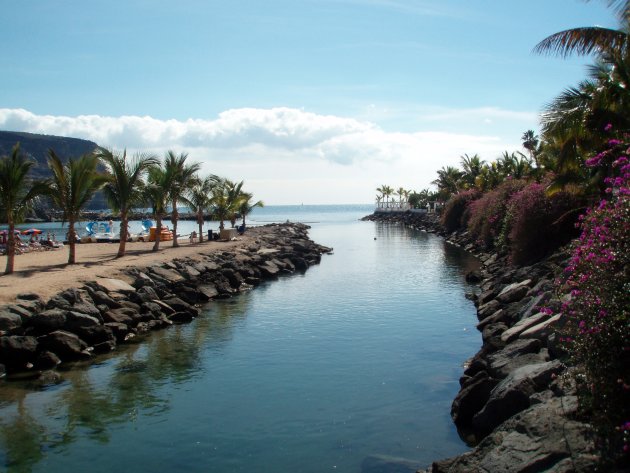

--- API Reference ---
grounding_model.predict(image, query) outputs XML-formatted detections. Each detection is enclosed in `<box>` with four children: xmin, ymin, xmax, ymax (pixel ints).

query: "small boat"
<box><xmin>83</xmin><ymin>221</ymin><xmax>117</xmax><ymax>243</ymax></box>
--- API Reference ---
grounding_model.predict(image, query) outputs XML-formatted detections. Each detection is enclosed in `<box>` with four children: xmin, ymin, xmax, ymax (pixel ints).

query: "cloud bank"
<box><xmin>0</xmin><ymin>107</ymin><xmax>519</xmax><ymax>204</ymax></box>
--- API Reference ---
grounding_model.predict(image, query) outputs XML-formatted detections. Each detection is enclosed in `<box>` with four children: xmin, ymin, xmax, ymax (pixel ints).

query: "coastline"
<box><xmin>362</xmin><ymin>211</ymin><xmax>598</xmax><ymax>473</ymax></box>
<box><xmin>0</xmin><ymin>223</ymin><xmax>332</xmax><ymax>380</ymax></box>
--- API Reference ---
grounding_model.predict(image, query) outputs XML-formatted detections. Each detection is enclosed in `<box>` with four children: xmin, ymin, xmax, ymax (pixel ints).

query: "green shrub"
<box><xmin>506</xmin><ymin>182</ymin><xmax>582</xmax><ymax>265</ymax></box>
<box><xmin>440</xmin><ymin>190</ymin><xmax>481</xmax><ymax>233</ymax></box>
<box><xmin>467</xmin><ymin>179</ymin><xmax>526</xmax><ymax>249</ymax></box>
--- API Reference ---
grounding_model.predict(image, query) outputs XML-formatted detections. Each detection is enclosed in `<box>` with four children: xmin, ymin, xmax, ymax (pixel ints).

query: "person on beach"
<box><xmin>108</xmin><ymin>219</ymin><xmax>115</xmax><ymax>234</ymax></box>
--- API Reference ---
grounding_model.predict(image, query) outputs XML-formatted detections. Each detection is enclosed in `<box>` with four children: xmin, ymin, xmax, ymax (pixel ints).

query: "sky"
<box><xmin>0</xmin><ymin>0</ymin><xmax>618</xmax><ymax>204</ymax></box>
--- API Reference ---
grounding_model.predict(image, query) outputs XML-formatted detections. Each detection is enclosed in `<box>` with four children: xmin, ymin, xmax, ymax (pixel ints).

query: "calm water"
<box><xmin>0</xmin><ymin>205</ymin><xmax>481</xmax><ymax>472</ymax></box>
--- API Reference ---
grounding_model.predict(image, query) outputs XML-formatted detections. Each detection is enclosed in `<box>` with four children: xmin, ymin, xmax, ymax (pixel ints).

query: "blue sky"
<box><xmin>0</xmin><ymin>0</ymin><xmax>617</xmax><ymax>204</ymax></box>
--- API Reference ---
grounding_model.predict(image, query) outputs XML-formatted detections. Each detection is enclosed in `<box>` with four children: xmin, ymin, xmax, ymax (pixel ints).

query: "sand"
<box><xmin>0</xmin><ymin>236</ymin><xmax>251</xmax><ymax>305</ymax></box>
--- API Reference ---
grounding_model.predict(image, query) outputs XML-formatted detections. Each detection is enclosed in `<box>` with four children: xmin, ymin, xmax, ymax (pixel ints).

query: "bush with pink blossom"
<box><xmin>556</xmin><ymin>133</ymin><xmax>630</xmax><ymax>466</ymax></box>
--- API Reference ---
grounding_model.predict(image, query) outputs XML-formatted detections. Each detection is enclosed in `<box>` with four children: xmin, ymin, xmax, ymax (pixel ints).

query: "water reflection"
<box><xmin>0</xmin><ymin>294</ymin><xmax>255</xmax><ymax>473</ymax></box>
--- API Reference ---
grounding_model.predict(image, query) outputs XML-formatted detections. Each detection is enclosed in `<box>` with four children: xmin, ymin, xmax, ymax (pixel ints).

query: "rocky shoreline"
<box><xmin>0</xmin><ymin>223</ymin><xmax>332</xmax><ymax>383</ymax></box>
<box><xmin>362</xmin><ymin>212</ymin><xmax>599</xmax><ymax>473</ymax></box>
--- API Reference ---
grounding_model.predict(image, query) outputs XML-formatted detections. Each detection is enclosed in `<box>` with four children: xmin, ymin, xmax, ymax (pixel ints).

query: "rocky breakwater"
<box><xmin>0</xmin><ymin>223</ymin><xmax>332</xmax><ymax>381</ymax></box>
<box><xmin>363</xmin><ymin>212</ymin><xmax>598</xmax><ymax>472</ymax></box>
<box><xmin>424</xmin><ymin>239</ymin><xmax>598</xmax><ymax>472</ymax></box>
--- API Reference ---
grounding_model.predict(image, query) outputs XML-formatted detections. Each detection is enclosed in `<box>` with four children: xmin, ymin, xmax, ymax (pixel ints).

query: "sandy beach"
<box><xmin>0</xmin><ymin>236</ymin><xmax>250</xmax><ymax>305</ymax></box>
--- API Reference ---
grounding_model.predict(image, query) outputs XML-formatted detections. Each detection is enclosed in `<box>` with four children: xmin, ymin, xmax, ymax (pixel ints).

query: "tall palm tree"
<box><xmin>376</xmin><ymin>185</ymin><xmax>394</xmax><ymax>208</ymax></box>
<box><xmin>0</xmin><ymin>144</ymin><xmax>47</xmax><ymax>274</ymax></box>
<box><xmin>521</xmin><ymin>130</ymin><xmax>540</xmax><ymax>166</ymax></box>
<box><xmin>46</xmin><ymin>150</ymin><xmax>108</xmax><ymax>264</ymax></box>
<box><xmin>143</xmin><ymin>164</ymin><xmax>170</xmax><ymax>252</ymax></box>
<box><xmin>185</xmin><ymin>175</ymin><xmax>217</xmax><ymax>243</ymax></box>
<box><xmin>95</xmin><ymin>147</ymin><xmax>158</xmax><ymax>258</ymax></box>
<box><xmin>238</xmin><ymin>191</ymin><xmax>264</xmax><ymax>228</ymax></box>
<box><xmin>163</xmin><ymin>151</ymin><xmax>201</xmax><ymax>247</ymax></box>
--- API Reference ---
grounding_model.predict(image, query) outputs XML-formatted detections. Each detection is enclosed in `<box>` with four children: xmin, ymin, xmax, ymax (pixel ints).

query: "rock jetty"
<box><xmin>362</xmin><ymin>211</ymin><xmax>599</xmax><ymax>473</ymax></box>
<box><xmin>0</xmin><ymin>223</ymin><xmax>332</xmax><ymax>381</ymax></box>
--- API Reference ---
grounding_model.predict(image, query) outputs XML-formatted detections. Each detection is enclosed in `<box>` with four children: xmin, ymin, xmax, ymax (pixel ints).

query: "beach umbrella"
<box><xmin>0</xmin><ymin>229</ymin><xmax>22</xmax><ymax>235</ymax></box>
<box><xmin>21</xmin><ymin>228</ymin><xmax>43</xmax><ymax>235</ymax></box>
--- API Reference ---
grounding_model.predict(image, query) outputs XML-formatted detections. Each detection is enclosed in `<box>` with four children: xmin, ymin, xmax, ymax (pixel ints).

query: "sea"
<box><xmin>0</xmin><ymin>204</ymin><xmax>482</xmax><ymax>473</ymax></box>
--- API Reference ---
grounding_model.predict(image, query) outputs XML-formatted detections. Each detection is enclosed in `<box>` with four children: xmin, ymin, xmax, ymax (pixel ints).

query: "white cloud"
<box><xmin>0</xmin><ymin>107</ymin><xmax>522</xmax><ymax>204</ymax></box>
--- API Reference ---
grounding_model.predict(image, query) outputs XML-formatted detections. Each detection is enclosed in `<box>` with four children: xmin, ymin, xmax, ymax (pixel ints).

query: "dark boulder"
<box><xmin>0</xmin><ymin>335</ymin><xmax>38</xmax><ymax>371</ymax></box>
<box><xmin>38</xmin><ymin>330</ymin><xmax>90</xmax><ymax>361</ymax></box>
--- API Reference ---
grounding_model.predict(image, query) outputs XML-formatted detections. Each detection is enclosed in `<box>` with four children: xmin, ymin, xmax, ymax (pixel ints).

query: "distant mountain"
<box><xmin>0</xmin><ymin>130</ymin><xmax>108</xmax><ymax>210</ymax></box>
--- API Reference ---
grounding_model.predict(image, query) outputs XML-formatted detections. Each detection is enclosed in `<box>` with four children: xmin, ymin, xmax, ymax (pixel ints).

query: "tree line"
<box><xmin>0</xmin><ymin>145</ymin><xmax>263</xmax><ymax>274</ymax></box>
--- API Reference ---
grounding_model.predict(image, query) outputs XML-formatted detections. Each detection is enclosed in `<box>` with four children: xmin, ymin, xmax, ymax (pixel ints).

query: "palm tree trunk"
<box><xmin>117</xmin><ymin>211</ymin><xmax>128</xmax><ymax>258</ymax></box>
<box><xmin>68</xmin><ymin>218</ymin><xmax>76</xmax><ymax>264</ymax></box>
<box><xmin>5</xmin><ymin>220</ymin><xmax>15</xmax><ymax>274</ymax></box>
<box><xmin>197</xmin><ymin>212</ymin><xmax>204</xmax><ymax>243</ymax></box>
<box><xmin>172</xmin><ymin>199</ymin><xmax>179</xmax><ymax>248</ymax></box>
<box><xmin>152</xmin><ymin>216</ymin><xmax>162</xmax><ymax>252</ymax></box>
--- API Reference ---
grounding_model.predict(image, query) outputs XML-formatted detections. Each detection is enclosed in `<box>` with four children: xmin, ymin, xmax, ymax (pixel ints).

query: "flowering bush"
<box><xmin>557</xmin><ymin>133</ymin><xmax>630</xmax><ymax>465</ymax></box>
<box><xmin>440</xmin><ymin>189</ymin><xmax>481</xmax><ymax>233</ymax></box>
<box><xmin>467</xmin><ymin>179</ymin><xmax>526</xmax><ymax>249</ymax></box>
<box><xmin>506</xmin><ymin>181</ymin><xmax>582</xmax><ymax>265</ymax></box>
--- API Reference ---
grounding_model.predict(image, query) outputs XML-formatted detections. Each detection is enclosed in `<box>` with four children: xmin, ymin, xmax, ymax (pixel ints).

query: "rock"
<box><xmin>86</xmin><ymin>289</ymin><xmax>122</xmax><ymax>309</ymax></box>
<box><xmin>95</xmin><ymin>278</ymin><xmax>137</xmax><ymax>293</ymax></box>
<box><xmin>0</xmin><ymin>336</ymin><xmax>38</xmax><ymax>371</ymax></box>
<box><xmin>476</xmin><ymin>309</ymin><xmax>510</xmax><ymax>330</ymax></box>
<box><xmin>73</xmin><ymin>325</ymin><xmax>116</xmax><ymax>346</ymax></box>
<box><xmin>496</xmin><ymin>279</ymin><xmax>532</xmax><ymax>304</ymax></box>
<box><xmin>38</xmin><ymin>330</ymin><xmax>90</xmax><ymax>360</ymax></box>
<box><xmin>103</xmin><ymin>308</ymin><xmax>136</xmax><ymax>325</ymax></box>
<box><xmin>0</xmin><ymin>309</ymin><xmax>23</xmax><ymax>333</ymax></box>
<box><xmin>477</xmin><ymin>300</ymin><xmax>501</xmax><ymax>321</ymax></box>
<box><xmin>148</xmin><ymin>267</ymin><xmax>185</xmax><ymax>284</ymax></box>
<box><xmin>104</xmin><ymin>322</ymin><xmax>132</xmax><ymax>342</ymax></box>
<box><xmin>259</xmin><ymin>261</ymin><xmax>281</xmax><ymax>278</ymax></box>
<box><xmin>429</xmin><ymin>397</ymin><xmax>597</xmax><ymax>473</ymax></box>
<box><xmin>28</xmin><ymin>309</ymin><xmax>68</xmax><ymax>333</ymax></box>
<box><xmin>168</xmin><ymin>311</ymin><xmax>195</xmax><ymax>323</ymax></box>
<box><xmin>488</xmin><ymin>351</ymin><xmax>550</xmax><ymax>379</ymax></box>
<box><xmin>35</xmin><ymin>351</ymin><xmax>61</xmax><ymax>370</ymax></box>
<box><xmin>198</xmin><ymin>284</ymin><xmax>219</xmax><ymax>300</ymax></box>
<box><xmin>451</xmin><ymin>371</ymin><xmax>499</xmax><ymax>426</ymax></box>
<box><xmin>472</xmin><ymin>360</ymin><xmax>564</xmax><ymax>437</ymax></box>
<box><xmin>501</xmin><ymin>313</ymin><xmax>548</xmax><ymax>344</ymax></box>
<box><xmin>519</xmin><ymin>314</ymin><xmax>563</xmax><ymax>342</ymax></box>
<box><xmin>465</xmin><ymin>270</ymin><xmax>483</xmax><ymax>283</ymax></box>
<box><xmin>162</xmin><ymin>297</ymin><xmax>200</xmax><ymax>317</ymax></box>
<box><xmin>63</xmin><ymin>311</ymin><xmax>101</xmax><ymax>331</ymax></box>
<box><xmin>135</xmin><ymin>286</ymin><xmax>160</xmax><ymax>303</ymax></box>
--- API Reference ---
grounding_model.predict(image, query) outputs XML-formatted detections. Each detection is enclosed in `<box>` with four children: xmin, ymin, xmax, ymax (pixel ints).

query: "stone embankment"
<box><xmin>0</xmin><ymin>223</ymin><xmax>331</xmax><ymax>381</ymax></box>
<box><xmin>362</xmin><ymin>212</ymin><xmax>598</xmax><ymax>473</ymax></box>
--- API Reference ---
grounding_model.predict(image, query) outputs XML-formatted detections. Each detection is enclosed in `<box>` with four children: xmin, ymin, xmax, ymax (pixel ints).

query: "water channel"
<box><xmin>0</xmin><ymin>206</ymin><xmax>481</xmax><ymax>472</ymax></box>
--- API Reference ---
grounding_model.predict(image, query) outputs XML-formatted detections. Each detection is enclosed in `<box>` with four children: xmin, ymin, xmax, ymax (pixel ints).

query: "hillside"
<box><xmin>0</xmin><ymin>130</ymin><xmax>108</xmax><ymax>210</ymax></box>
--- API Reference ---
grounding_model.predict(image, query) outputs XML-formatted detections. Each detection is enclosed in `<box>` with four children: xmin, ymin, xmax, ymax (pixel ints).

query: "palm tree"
<box><xmin>460</xmin><ymin>154</ymin><xmax>485</xmax><ymax>189</ymax></box>
<box><xmin>143</xmin><ymin>164</ymin><xmax>170</xmax><ymax>252</ymax></box>
<box><xmin>238</xmin><ymin>191</ymin><xmax>264</xmax><ymax>228</ymax></box>
<box><xmin>95</xmin><ymin>147</ymin><xmax>158</xmax><ymax>258</ymax></box>
<box><xmin>521</xmin><ymin>130</ymin><xmax>540</xmax><ymax>166</ymax></box>
<box><xmin>432</xmin><ymin>166</ymin><xmax>463</xmax><ymax>198</ymax></box>
<box><xmin>185</xmin><ymin>175</ymin><xmax>217</xmax><ymax>243</ymax></box>
<box><xmin>0</xmin><ymin>144</ymin><xmax>47</xmax><ymax>274</ymax></box>
<box><xmin>376</xmin><ymin>185</ymin><xmax>394</xmax><ymax>208</ymax></box>
<box><xmin>534</xmin><ymin>1</ymin><xmax>629</xmax><ymax>59</ymax></box>
<box><xmin>46</xmin><ymin>150</ymin><xmax>108</xmax><ymax>264</ymax></box>
<box><xmin>163</xmin><ymin>151</ymin><xmax>201</xmax><ymax>248</ymax></box>
<box><xmin>211</xmin><ymin>178</ymin><xmax>243</xmax><ymax>231</ymax></box>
